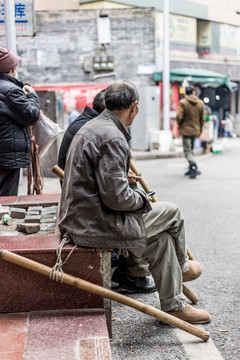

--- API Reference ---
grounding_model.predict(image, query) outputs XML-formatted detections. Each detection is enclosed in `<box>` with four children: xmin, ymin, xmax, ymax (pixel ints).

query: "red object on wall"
<box><xmin>33</xmin><ymin>84</ymin><xmax>109</xmax><ymax>110</ymax></box>
<box><xmin>158</xmin><ymin>81</ymin><xmax>179</xmax><ymax>135</ymax></box>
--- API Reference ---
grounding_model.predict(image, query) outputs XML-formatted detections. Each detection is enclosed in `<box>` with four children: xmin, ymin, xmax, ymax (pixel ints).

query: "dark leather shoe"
<box><xmin>112</xmin><ymin>267</ymin><xmax>156</xmax><ymax>293</ymax></box>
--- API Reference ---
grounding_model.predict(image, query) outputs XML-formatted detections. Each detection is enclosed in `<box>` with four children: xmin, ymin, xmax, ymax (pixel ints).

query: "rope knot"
<box><xmin>49</xmin><ymin>233</ymin><xmax>77</xmax><ymax>283</ymax></box>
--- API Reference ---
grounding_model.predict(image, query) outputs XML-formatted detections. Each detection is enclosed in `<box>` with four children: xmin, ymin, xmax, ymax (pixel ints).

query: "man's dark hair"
<box><xmin>105</xmin><ymin>81</ymin><xmax>139</xmax><ymax>111</ymax></box>
<box><xmin>186</xmin><ymin>85</ymin><xmax>195</xmax><ymax>95</ymax></box>
<box><xmin>92</xmin><ymin>89</ymin><xmax>106</xmax><ymax>114</ymax></box>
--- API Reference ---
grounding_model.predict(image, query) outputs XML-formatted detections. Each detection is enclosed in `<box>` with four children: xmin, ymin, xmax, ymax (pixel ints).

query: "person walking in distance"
<box><xmin>176</xmin><ymin>85</ymin><xmax>205</xmax><ymax>179</ymax></box>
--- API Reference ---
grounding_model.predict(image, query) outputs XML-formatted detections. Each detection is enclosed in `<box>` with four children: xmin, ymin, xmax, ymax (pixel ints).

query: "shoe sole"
<box><xmin>167</xmin><ymin>314</ymin><xmax>211</xmax><ymax>324</ymax></box>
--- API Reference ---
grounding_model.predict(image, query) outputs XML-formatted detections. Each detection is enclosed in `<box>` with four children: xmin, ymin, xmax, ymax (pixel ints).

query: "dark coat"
<box><xmin>0</xmin><ymin>73</ymin><xmax>40</xmax><ymax>169</ymax></box>
<box><xmin>58</xmin><ymin>106</ymin><xmax>99</xmax><ymax>171</ymax></box>
<box><xmin>58</xmin><ymin>109</ymin><xmax>151</xmax><ymax>248</ymax></box>
<box><xmin>176</xmin><ymin>95</ymin><xmax>205</xmax><ymax>137</ymax></box>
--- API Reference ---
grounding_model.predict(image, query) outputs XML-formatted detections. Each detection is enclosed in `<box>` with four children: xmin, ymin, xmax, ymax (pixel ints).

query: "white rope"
<box><xmin>49</xmin><ymin>233</ymin><xmax>77</xmax><ymax>283</ymax></box>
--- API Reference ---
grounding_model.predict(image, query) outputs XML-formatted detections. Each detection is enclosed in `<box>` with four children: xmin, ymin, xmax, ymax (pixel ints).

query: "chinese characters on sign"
<box><xmin>0</xmin><ymin>0</ymin><xmax>34</xmax><ymax>36</ymax></box>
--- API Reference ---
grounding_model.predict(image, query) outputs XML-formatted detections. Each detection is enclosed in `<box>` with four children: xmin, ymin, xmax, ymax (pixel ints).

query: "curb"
<box><xmin>131</xmin><ymin>148</ymin><xmax>204</xmax><ymax>161</ymax></box>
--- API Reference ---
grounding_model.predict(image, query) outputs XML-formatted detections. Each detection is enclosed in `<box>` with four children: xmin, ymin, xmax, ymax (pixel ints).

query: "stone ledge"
<box><xmin>0</xmin><ymin>194</ymin><xmax>60</xmax><ymax>208</ymax></box>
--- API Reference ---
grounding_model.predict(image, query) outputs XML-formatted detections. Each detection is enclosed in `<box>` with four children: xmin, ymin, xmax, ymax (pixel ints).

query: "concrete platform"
<box><xmin>0</xmin><ymin>234</ymin><xmax>111</xmax><ymax>315</ymax></box>
<box><xmin>0</xmin><ymin>194</ymin><xmax>112</xmax><ymax>337</ymax></box>
<box><xmin>0</xmin><ymin>309</ymin><xmax>112</xmax><ymax>360</ymax></box>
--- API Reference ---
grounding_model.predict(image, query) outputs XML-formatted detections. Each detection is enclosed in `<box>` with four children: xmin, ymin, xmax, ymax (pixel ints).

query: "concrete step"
<box><xmin>0</xmin><ymin>194</ymin><xmax>112</xmax><ymax>335</ymax></box>
<box><xmin>0</xmin><ymin>233</ymin><xmax>112</xmax><ymax>334</ymax></box>
<box><xmin>0</xmin><ymin>309</ymin><xmax>112</xmax><ymax>360</ymax></box>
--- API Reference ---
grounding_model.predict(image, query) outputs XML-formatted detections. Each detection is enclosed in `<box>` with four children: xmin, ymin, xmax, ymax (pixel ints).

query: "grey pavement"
<box><xmin>110</xmin><ymin>137</ymin><xmax>240</xmax><ymax>360</ymax></box>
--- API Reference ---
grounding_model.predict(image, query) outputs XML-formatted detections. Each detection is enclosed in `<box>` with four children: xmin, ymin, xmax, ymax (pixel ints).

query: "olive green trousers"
<box><xmin>127</xmin><ymin>201</ymin><xmax>188</xmax><ymax>311</ymax></box>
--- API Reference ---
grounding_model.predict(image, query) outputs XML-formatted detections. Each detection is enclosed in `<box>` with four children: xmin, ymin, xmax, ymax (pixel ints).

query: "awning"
<box><xmin>153</xmin><ymin>66</ymin><xmax>235</xmax><ymax>91</ymax></box>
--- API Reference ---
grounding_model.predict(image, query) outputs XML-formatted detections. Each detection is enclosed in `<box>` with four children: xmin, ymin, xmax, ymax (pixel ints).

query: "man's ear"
<box><xmin>130</xmin><ymin>100</ymin><xmax>138</xmax><ymax>113</ymax></box>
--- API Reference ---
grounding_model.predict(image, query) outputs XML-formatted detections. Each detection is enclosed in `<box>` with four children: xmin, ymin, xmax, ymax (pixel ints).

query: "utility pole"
<box><xmin>4</xmin><ymin>0</ymin><xmax>17</xmax><ymax>54</ymax></box>
<box><xmin>163</xmin><ymin>0</ymin><xmax>170</xmax><ymax>130</ymax></box>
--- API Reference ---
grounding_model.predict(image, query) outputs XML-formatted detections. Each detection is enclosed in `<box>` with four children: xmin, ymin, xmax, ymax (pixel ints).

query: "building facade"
<box><xmin>1</xmin><ymin>0</ymin><xmax>240</xmax><ymax>121</ymax></box>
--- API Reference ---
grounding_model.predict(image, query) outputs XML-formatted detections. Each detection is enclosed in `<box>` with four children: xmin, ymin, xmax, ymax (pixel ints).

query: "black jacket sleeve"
<box><xmin>5</xmin><ymin>87</ymin><xmax>40</xmax><ymax>126</ymax></box>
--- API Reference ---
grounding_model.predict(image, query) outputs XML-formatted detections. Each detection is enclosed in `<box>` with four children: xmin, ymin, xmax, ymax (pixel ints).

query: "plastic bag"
<box><xmin>32</xmin><ymin>113</ymin><xmax>63</xmax><ymax>158</ymax></box>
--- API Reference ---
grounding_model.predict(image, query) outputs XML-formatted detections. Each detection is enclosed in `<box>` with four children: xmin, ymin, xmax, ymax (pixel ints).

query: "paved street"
<box><xmin>110</xmin><ymin>138</ymin><xmax>240</xmax><ymax>360</ymax></box>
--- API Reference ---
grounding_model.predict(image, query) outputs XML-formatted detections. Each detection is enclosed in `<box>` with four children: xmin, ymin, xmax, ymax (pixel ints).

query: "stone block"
<box><xmin>28</xmin><ymin>206</ymin><xmax>43</xmax><ymax>212</ymax></box>
<box><xmin>25</xmin><ymin>215</ymin><xmax>41</xmax><ymax>223</ymax></box>
<box><xmin>10</xmin><ymin>207</ymin><xmax>26</xmax><ymax>219</ymax></box>
<box><xmin>17</xmin><ymin>223</ymin><xmax>40</xmax><ymax>234</ymax></box>
<box><xmin>40</xmin><ymin>218</ymin><xmax>56</xmax><ymax>223</ymax></box>
<box><xmin>40</xmin><ymin>223</ymin><xmax>56</xmax><ymax>232</ymax></box>
<box><xmin>27</xmin><ymin>211</ymin><xmax>41</xmax><ymax>216</ymax></box>
<box><xmin>42</xmin><ymin>206</ymin><xmax>58</xmax><ymax>215</ymax></box>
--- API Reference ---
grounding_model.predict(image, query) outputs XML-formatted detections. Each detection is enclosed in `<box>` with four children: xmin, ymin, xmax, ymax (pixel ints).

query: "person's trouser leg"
<box><xmin>128</xmin><ymin>232</ymin><xmax>186</xmax><ymax>311</ymax></box>
<box><xmin>0</xmin><ymin>169</ymin><xmax>20</xmax><ymax>196</ymax></box>
<box><xmin>125</xmin><ymin>252</ymin><xmax>150</xmax><ymax>277</ymax></box>
<box><xmin>128</xmin><ymin>202</ymin><xmax>188</xmax><ymax>311</ymax></box>
<box><xmin>182</xmin><ymin>136</ymin><xmax>196</xmax><ymax>165</ymax></box>
<box><xmin>143</xmin><ymin>202</ymin><xmax>188</xmax><ymax>269</ymax></box>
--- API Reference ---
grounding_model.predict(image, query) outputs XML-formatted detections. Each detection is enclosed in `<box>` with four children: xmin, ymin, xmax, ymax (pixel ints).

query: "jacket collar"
<box><xmin>83</xmin><ymin>105</ymin><xmax>99</xmax><ymax>119</ymax></box>
<box><xmin>103</xmin><ymin>109</ymin><xmax>131</xmax><ymax>142</ymax></box>
<box><xmin>0</xmin><ymin>73</ymin><xmax>24</xmax><ymax>88</ymax></box>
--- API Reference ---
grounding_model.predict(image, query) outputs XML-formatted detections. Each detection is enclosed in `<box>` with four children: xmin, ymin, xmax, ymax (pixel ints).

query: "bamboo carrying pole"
<box><xmin>0</xmin><ymin>249</ymin><xmax>210</xmax><ymax>341</ymax></box>
<box><xmin>51</xmin><ymin>164</ymin><xmax>198</xmax><ymax>304</ymax></box>
<box><xmin>52</xmin><ymin>165</ymin><xmax>64</xmax><ymax>181</ymax></box>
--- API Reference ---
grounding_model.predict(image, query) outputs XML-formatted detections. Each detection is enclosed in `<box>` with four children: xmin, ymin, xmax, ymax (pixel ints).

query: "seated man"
<box><xmin>58</xmin><ymin>88</ymin><xmax>155</xmax><ymax>293</ymax></box>
<box><xmin>58</xmin><ymin>81</ymin><xmax>210</xmax><ymax>323</ymax></box>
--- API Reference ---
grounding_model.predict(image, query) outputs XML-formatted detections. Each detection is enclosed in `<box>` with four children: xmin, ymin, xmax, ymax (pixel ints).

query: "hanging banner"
<box><xmin>0</xmin><ymin>0</ymin><xmax>34</xmax><ymax>36</ymax></box>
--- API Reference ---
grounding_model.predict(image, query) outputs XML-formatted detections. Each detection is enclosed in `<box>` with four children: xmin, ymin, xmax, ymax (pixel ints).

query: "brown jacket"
<box><xmin>176</xmin><ymin>95</ymin><xmax>205</xmax><ymax>137</ymax></box>
<box><xmin>58</xmin><ymin>109</ymin><xmax>151</xmax><ymax>249</ymax></box>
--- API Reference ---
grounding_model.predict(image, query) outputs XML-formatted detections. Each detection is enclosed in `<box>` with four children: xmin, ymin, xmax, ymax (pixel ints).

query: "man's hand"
<box><xmin>23</xmin><ymin>84</ymin><xmax>35</xmax><ymax>94</ymax></box>
<box><xmin>128</xmin><ymin>171</ymin><xmax>141</xmax><ymax>184</ymax></box>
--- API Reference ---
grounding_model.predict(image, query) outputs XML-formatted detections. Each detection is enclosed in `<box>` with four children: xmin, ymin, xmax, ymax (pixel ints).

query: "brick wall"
<box><xmin>0</xmin><ymin>8</ymin><xmax>156</xmax><ymax>87</ymax></box>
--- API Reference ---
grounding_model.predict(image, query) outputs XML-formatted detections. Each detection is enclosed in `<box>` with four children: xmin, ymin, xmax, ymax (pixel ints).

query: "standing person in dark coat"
<box><xmin>58</xmin><ymin>89</ymin><xmax>106</xmax><ymax>174</ymax></box>
<box><xmin>176</xmin><ymin>85</ymin><xmax>205</xmax><ymax>179</ymax></box>
<box><xmin>0</xmin><ymin>47</ymin><xmax>40</xmax><ymax>196</ymax></box>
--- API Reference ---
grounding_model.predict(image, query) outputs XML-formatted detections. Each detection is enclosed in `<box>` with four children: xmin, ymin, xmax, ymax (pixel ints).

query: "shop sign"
<box><xmin>0</xmin><ymin>0</ymin><xmax>34</xmax><ymax>36</ymax></box>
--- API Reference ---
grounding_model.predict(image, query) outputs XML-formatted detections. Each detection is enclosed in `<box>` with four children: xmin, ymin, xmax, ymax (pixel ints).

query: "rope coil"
<box><xmin>49</xmin><ymin>233</ymin><xmax>77</xmax><ymax>283</ymax></box>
